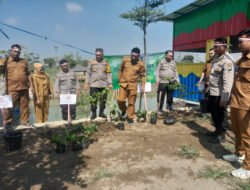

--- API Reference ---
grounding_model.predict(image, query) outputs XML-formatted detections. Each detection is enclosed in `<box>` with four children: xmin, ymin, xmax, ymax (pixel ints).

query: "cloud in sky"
<box><xmin>55</xmin><ymin>24</ymin><xmax>64</xmax><ymax>32</ymax></box>
<box><xmin>66</xmin><ymin>2</ymin><xmax>83</xmax><ymax>13</ymax></box>
<box><xmin>4</xmin><ymin>17</ymin><xmax>18</xmax><ymax>25</ymax></box>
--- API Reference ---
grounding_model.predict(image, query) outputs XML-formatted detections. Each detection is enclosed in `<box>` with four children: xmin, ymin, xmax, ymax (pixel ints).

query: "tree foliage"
<box><xmin>182</xmin><ymin>55</ymin><xmax>194</xmax><ymax>63</ymax></box>
<box><xmin>0</xmin><ymin>49</ymin><xmax>8</xmax><ymax>59</ymax></box>
<box><xmin>62</xmin><ymin>53</ymin><xmax>88</xmax><ymax>69</ymax></box>
<box><xmin>44</xmin><ymin>58</ymin><xmax>56</xmax><ymax>68</ymax></box>
<box><xmin>120</xmin><ymin>0</ymin><xmax>170</xmax><ymax>64</ymax></box>
<box><xmin>120</xmin><ymin>0</ymin><xmax>169</xmax><ymax>30</ymax></box>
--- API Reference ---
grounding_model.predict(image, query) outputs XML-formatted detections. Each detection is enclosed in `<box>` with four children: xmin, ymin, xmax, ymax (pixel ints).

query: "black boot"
<box><xmin>208</xmin><ymin>134</ymin><xmax>225</xmax><ymax>143</ymax></box>
<box><xmin>167</xmin><ymin>104</ymin><xmax>173</xmax><ymax>111</ymax></box>
<box><xmin>127</xmin><ymin>118</ymin><xmax>134</xmax><ymax>124</ymax></box>
<box><xmin>205</xmin><ymin>130</ymin><xmax>218</xmax><ymax>137</ymax></box>
<box><xmin>99</xmin><ymin>111</ymin><xmax>107</xmax><ymax>118</ymax></box>
<box><xmin>91</xmin><ymin>112</ymin><xmax>97</xmax><ymax>120</ymax></box>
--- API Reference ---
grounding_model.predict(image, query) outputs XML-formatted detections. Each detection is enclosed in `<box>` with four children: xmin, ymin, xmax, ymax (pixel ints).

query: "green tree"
<box><xmin>44</xmin><ymin>58</ymin><xmax>56</xmax><ymax>68</ymax></box>
<box><xmin>0</xmin><ymin>49</ymin><xmax>8</xmax><ymax>59</ymax></box>
<box><xmin>82</xmin><ymin>60</ymin><xmax>88</xmax><ymax>67</ymax></box>
<box><xmin>182</xmin><ymin>55</ymin><xmax>194</xmax><ymax>63</ymax></box>
<box><xmin>63</xmin><ymin>54</ymin><xmax>77</xmax><ymax>69</ymax></box>
<box><xmin>120</xmin><ymin>0</ymin><xmax>170</xmax><ymax>64</ymax></box>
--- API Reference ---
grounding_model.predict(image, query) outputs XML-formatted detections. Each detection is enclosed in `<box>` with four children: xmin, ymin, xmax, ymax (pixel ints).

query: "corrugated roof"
<box><xmin>160</xmin><ymin>0</ymin><xmax>218</xmax><ymax>21</ymax></box>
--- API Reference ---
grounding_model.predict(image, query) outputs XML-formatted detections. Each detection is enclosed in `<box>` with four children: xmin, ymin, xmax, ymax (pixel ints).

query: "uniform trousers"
<box><xmin>4</xmin><ymin>89</ymin><xmax>29</xmax><ymax>124</ymax></box>
<box><xmin>117</xmin><ymin>86</ymin><xmax>137</xmax><ymax>119</ymax></box>
<box><xmin>34</xmin><ymin>96</ymin><xmax>50</xmax><ymax>123</ymax></box>
<box><xmin>231</xmin><ymin>107</ymin><xmax>250</xmax><ymax>170</ymax></box>
<box><xmin>60</xmin><ymin>104</ymin><xmax>76</xmax><ymax>120</ymax></box>
<box><xmin>157</xmin><ymin>83</ymin><xmax>174</xmax><ymax>110</ymax></box>
<box><xmin>90</xmin><ymin>87</ymin><xmax>107</xmax><ymax>113</ymax></box>
<box><xmin>208</xmin><ymin>95</ymin><xmax>228</xmax><ymax>135</ymax></box>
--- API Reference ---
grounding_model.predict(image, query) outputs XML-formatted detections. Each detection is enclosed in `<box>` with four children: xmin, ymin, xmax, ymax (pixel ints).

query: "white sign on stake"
<box><xmin>138</xmin><ymin>82</ymin><xmax>151</xmax><ymax>93</ymax></box>
<box><xmin>60</xmin><ymin>94</ymin><xmax>77</xmax><ymax>105</ymax></box>
<box><xmin>0</xmin><ymin>95</ymin><xmax>13</xmax><ymax>108</ymax></box>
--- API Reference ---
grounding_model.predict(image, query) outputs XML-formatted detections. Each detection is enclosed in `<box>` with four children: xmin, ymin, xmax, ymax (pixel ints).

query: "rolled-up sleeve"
<box><xmin>173</xmin><ymin>62</ymin><xmax>180</xmax><ymax>82</ymax></box>
<box><xmin>221</xmin><ymin>60</ymin><xmax>234</xmax><ymax>101</ymax></box>
<box><xmin>85</xmin><ymin>62</ymin><xmax>92</xmax><ymax>84</ymax></box>
<box><xmin>54</xmin><ymin>73</ymin><xmax>60</xmax><ymax>93</ymax></box>
<box><xmin>106</xmin><ymin>61</ymin><xmax>113</xmax><ymax>85</ymax></box>
<box><xmin>155</xmin><ymin>61</ymin><xmax>161</xmax><ymax>82</ymax></box>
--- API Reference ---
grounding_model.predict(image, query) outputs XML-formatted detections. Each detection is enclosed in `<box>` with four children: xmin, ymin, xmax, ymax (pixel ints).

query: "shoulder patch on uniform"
<box><xmin>228</xmin><ymin>63</ymin><xmax>233</xmax><ymax>71</ymax></box>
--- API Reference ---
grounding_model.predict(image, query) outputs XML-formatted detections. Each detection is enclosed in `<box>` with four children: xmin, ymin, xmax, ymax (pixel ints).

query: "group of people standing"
<box><xmin>197</xmin><ymin>29</ymin><xmax>250</xmax><ymax>179</ymax></box>
<box><xmin>0</xmin><ymin>28</ymin><xmax>249</xmax><ymax>179</ymax></box>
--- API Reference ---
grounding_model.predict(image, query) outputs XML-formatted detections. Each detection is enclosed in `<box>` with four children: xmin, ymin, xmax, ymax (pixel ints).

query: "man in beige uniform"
<box><xmin>117</xmin><ymin>47</ymin><xmax>145</xmax><ymax>124</ymax></box>
<box><xmin>84</xmin><ymin>48</ymin><xmax>113</xmax><ymax>120</ymax></box>
<box><xmin>197</xmin><ymin>48</ymin><xmax>215</xmax><ymax>92</ymax></box>
<box><xmin>0</xmin><ymin>44</ymin><xmax>34</xmax><ymax>128</ymax></box>
<box><xmin>54</xmin><ymin>60</ymin><xmax>79</xmax><ymax>120</ymax></box>
<box><xmin>223</xmin><ymin>29</ymin><xmax>250</xmax><ymax>179</ymax></box>
<box><xmin>155</xmin><ymin>50</ymin><xmax>180</xmax><ymax>111</ymax></box>
<box><xmin>207</xmin><ymin>37</ymin><xmax>234</xmax><ymax>144</ymax></box>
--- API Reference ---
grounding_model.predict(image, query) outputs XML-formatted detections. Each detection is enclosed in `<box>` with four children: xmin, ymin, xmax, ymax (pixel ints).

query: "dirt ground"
<box><xmin>0</xmin><ymin>111</ymin><xmax>249</xmax><ymax>190</ymax></box>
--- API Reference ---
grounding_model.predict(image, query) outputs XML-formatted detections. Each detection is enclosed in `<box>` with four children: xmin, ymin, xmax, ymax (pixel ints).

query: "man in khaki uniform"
<box><xmin>84</xmin><ymin>48</ymin><xmax>113</xmax><ymax>120</ymax></box>
<box><xmin>0</xmin><ymin>44</ymin><xmax>34</xmax><ymax>128</ymax></box>
<box><xmin>33</xmin><ymin>63</ymin><xmax>54</xmax><ymax>123</ymax></box>
<box><xmin>117</xmin><ymin>47</ymin><xmax>145</xmax><ymax>124</ymax></box>
<box><xmin>197</xmin><ymin>48</ymin><xmax>215</xmax><ymax>92</ymax></box>
<box><xmin>155</xmin><ymin>50</ymin><xmax>180</xmax><ymax>111</ymax></box>
<box><xmin>207</xmin><ymin>37</ymin><xmax>234</xmax><ymax>143</ymax></box>
<box><xmin>222</xmin><ymin>29</ymin><xmax>250</xmax><ymax>179</ymax></box>
<box><xmin>54</xmin><ymin>60</ymin><xmax>79</xmax><ymax>120</ymax></box>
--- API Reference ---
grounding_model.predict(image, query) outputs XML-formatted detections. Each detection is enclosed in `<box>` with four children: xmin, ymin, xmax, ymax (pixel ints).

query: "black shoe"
<box><xmin>167</xmin><ymin>105</ymin><xmax>173</xmax><ymax>111</ymax></box>
<box><xmin>205</xmin><ymin>130</ymin><xmax>218</xmax><ymax>137</ymax></box>
<box><xmin>127</xmin><ymin>118</ymin><xmax>134</xmax><ymax>124</ymax></box>
<box><xmin>5</xmin><ymin>123</ymin><xmax>13</xmax><ymax>132</ymax></box>
<box><xmin>158</xmin><ymin>109</ymin><xmax>163</xmax><ymax>112</ymax></box>
<box><xmin>208</xmin><ymin>135</ymin><xmax>225</xmax><ymax>144</ymax></box>
<box><xmin>120</xmin><ymin>111</ymin><xmax>127</xmax><ymax>120</ymax></box>
<box><xmin>99</xmin><ymin>112</ymin><xmax>107</xmax><ymax>118</ymax></box>
<box><xmin>91</xmin><ymin>113</ymin><xmax>97</xmax><ymax>120</ymax></box>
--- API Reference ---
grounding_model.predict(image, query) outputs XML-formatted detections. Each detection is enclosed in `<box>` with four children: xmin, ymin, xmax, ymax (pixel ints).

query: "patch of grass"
<box><xmin>199</xmin><ymin>166</ymin><xmax>229</xmax><ymax>180</ymax></box>
<box><xmin>230</xmin><ymin>179</ymin><xmax>250</xmax><ymax>190</ymax></box>
<box><xmin>223</xmin><ymin>145</ymin><xmax>235</xmax><ymax>153</ymax></box>
<box><xmin>92</xmin><ymin>170</ymin><xmax>113</xmax><ymax>182</ymax></box>
<box><xmin>194</xmin><ymin>115</ymin><xmax>211</xmax><ymax>123</ymax></box>
<box><xmin>179</xmin><ymin>145</ymin><xmax>200</xmax><ymax>159</ymax></box>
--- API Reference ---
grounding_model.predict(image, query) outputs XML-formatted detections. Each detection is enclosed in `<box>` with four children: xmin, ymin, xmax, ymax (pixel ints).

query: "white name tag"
<box><xmin>138</xmin><ymin>82</ymin><xmax>151</xmax><ymax>93</ymax></box>
<box><xmin>60</xmin><ymin>94</ymin><xmax>76</xmax><ymax>105</ymax></box>
<box><xmin>0</xmin><ymin>95</ymin><xmax>13</xmax><ymax>108</ymax></box>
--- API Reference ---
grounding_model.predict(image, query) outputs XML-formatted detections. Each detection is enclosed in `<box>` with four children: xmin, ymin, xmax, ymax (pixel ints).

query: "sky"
<box><xmin>0</xmin><ymin>0</ymin><xmax>196</xmax><ymax>60</ymax></box>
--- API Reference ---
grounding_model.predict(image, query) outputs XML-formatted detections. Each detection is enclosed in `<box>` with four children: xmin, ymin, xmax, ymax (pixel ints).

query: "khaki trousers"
<box><xmin>34</xmin><ymin>96</ymin><xmax>50</xmax><ymax>123</ymax></box>
<box><xmin>231</xmin><ymin>107</ymin><xmax>250</xmax><ymax>170</ymax></box>
<box><xmin>4</xmin><ymin>89</ymin><xmax>29</xmax><ymax>124</ymax></box>
<box><xmin>117</xmin><ymin>87</ymin><xmax>137</xmax><ymax>119</ymax></box>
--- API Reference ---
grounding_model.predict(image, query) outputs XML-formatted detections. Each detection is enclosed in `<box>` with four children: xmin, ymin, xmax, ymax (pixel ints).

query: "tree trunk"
<box><xmin>143</xmin><ymin>29</ymin><xmax>147</xmax><ymax>69</ymax></box>
<box><xmin>143</xmin><ymin>0</ymin><xmax>147</xmax><ymax>70</ymax></box>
